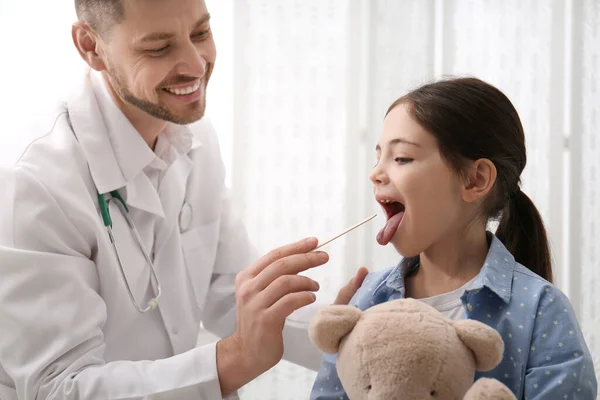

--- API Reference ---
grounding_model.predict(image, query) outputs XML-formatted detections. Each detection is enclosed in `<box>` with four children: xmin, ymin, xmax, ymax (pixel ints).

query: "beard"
<box><xmin>105</xmin><ymin>58</ymin><xmax>211</xmax><ymax>125</ymax></box>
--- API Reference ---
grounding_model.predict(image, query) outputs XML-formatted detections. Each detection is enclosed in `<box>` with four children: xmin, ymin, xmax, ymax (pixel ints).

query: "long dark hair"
<box><xmin>387</xmin><ymin>77</ymin><xmax>553</xmax><ymax>282</ymax></box>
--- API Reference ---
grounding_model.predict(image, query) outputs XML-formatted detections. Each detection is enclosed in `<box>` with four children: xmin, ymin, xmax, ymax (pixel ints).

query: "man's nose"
<box><xmin>178</xmin><ymin>43</ymin><xmax>207</xmax><ymax>79</ymax></box>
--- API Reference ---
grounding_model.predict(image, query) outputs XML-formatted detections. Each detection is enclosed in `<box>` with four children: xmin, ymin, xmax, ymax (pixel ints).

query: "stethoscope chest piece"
<box><xmin>179</xmin><ymin>202</ymin><xmax>193</xmax><ymax>231</ymax></box>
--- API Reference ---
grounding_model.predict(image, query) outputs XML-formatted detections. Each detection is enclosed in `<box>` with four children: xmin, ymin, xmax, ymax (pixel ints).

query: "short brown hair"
<box><xmin>74</xmin><ymin>0</ymin><xmax>124</xmax><ymax>36</ymax></box>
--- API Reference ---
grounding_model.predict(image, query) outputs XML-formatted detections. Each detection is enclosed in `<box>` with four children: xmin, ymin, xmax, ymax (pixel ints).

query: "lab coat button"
<box><xmin>172</xmin><ymin>327</ymin><xmax>179</xmax><ymax>335</ymax></box>
<box><xmin>179</xmin><ymin>202</ymin><xmax>193</xmax><ymax>231</ymax></box>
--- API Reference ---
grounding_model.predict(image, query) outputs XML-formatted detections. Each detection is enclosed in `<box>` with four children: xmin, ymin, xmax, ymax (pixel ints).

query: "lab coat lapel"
<box><xmin>68</xmin><ymin>71</ymin><xmax>127</xmax><ymax>194</ymax></box>
<box><xmin>124</xmin><ymin>173</ymin><xmax>165</xmax><ymax>219</ymax></box>
<box><xmin>153</xmin><ymin>155</ymin><xmax>193</xmax><ymax>256</ymax></box>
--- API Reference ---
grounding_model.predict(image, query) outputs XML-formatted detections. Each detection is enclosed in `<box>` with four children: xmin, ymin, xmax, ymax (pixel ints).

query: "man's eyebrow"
<box><xmin>375</xmin><ymin>138</ymin><xmax>421</xmax><ymax>151</ymax></box>
<box><xmin>136</xmin><ymin>13</ymin><xmax>211</xmax><ymax>43</ymax></box>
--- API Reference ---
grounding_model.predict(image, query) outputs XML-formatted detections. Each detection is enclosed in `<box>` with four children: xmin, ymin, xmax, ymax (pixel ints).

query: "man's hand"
<box><xmin>334</xmin><ymin>267</ymin><xmax>368</xmax><ymax>305</ymax></box>
<box><xmin>216</xmin><ymin>237</ymin><xmax>328</xmax><ymax>396</ymax></box>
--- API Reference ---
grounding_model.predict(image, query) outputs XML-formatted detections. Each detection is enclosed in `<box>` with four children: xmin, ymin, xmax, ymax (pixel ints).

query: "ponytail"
<box><xmin>495</xmin><ymin>189</ymin><xmax>553</xmax><ymax>283</ymax></box>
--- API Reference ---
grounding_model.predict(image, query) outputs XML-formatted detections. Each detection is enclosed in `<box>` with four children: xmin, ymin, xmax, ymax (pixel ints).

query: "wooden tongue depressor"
<box><xmin>314</xmin><ymin>213</ymin><xmax>378</xmax><ymax>250</ymax></box>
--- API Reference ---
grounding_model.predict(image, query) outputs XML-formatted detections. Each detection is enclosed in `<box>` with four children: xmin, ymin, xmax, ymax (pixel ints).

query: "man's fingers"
<box><xmin>253</xmin><ymin>251</ymin><xmax>328</xmax><ymax>291</ymax></box>
<box><xmin>246</xmin><ymin>237</ymin><xmax>319</xmax><ymax>277</ymax></box>
<box><xmin>334</xmin><ymin>266</ymin><xmax>369</xmax><ymax>305</ymax></box>
<box><xmin>256</xmin><ymin>275</ymin><xmax>320</xmax><ymax>308</ymax></box>
<box><xmin>267</xmin><ymin>291</ymin><xmax>317</xmax><ymax>325</ymax></box>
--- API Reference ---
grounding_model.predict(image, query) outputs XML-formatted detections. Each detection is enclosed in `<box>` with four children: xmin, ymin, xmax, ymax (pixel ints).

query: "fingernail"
<box><xmin>316</xmin><ymin>252</ymin><xmax>329</xmax><ymax>261</ymax></box>
<box><xmin>313</xmin><ymin>280</ymin><xmax>320</xmax><ymax>290</ymax></box>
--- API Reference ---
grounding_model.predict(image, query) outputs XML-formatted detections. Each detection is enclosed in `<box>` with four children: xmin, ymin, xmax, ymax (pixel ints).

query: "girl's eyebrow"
<box><xmin>375</xmin><ymin>137</ymin><xmax>421</xmax><ymax>151</ymax></box>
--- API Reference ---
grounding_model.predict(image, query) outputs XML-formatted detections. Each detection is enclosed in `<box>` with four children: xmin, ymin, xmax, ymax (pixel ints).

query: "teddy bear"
<box><xmin>309</xmin><ymin>298</ymin><xmax>517</xmax><ymax>400</ymax></box>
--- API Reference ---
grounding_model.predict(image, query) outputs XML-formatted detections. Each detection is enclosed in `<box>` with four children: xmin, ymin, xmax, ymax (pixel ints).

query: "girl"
<box><xmin>311</xmin><ymin>78</ymin><xmax>597</xmax><ymax>399</ymax></box>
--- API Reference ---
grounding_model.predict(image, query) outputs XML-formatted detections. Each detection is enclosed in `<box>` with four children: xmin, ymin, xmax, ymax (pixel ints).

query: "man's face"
<box><xmin>97</xmin><ymin>0</ymin><xmax>215</xmax><ymax>125</ymax></box>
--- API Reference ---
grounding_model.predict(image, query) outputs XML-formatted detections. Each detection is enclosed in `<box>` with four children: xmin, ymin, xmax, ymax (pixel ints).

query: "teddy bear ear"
<box><xmin>451</xmin><ymin>320</ymin><xmax>504</xmax><ymax>371</ymax></box>
<box><xmin>309</xmin><ymin>305</ymin><xmax>362</xmax><ymax>354</ymax></box>
<box><xmin>463</xmin><ymin>378</ymin><xmax>517</xmax><ymax>400</ymax></box>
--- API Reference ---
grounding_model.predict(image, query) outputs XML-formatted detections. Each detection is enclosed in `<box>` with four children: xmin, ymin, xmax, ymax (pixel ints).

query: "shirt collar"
<box><xmin>377</xmin><ymin>234</ymin><xmax>515</xmax><ymax>303</ymax></box>
<box><xmin>156</xmin><ymin>123</ymin><xmax>203</xmax><ymax>165</ymax></box>
<box><xmin>466</xmin><ymin>235</ymin><xmax>515</xmax><ymax>303</ymax></box>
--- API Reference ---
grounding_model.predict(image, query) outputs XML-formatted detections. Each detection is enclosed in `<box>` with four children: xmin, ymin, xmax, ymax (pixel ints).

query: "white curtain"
<box><xmin>230</xmin><ymin>1</ymin><xmax>354</xmax><ymax>397</ymax></box>
<box><xmin>0</xmin><ymin>1</ymin><xmax>598</xmax><ymax>399</ymax></box>
<box><xmin>580</xmin><ymin>0</ymin><xmax>600</xmax><ymax>381</ymax></box>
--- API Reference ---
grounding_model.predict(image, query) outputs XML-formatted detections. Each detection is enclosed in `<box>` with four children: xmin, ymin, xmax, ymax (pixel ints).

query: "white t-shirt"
<box><xmin>418</xmin><ymin>274</ymin><xmax>479</xmax><ymax>320</ymax></box>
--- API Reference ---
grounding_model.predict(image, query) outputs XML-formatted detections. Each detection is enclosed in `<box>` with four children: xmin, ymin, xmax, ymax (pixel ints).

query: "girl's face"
<box><xmin>370</xmin><ymin>104</ymin><xmax>473</xmax><ymax>257</ymax></box>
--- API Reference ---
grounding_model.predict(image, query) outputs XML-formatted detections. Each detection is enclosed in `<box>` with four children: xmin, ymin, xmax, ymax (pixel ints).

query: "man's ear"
<box><xmin>309</xmin><ymin>305</ymin><xmax>362</xmax><ymax>354</ymax></box>
<box><xmin>72</xmin><ymin>21</ymin><xmax>107</xmax><ymax>71</ymax></box>
<box><xmin>461</xmin><ymin>158</ymin><xmax>497</xmax><ymax>204</ymax></box>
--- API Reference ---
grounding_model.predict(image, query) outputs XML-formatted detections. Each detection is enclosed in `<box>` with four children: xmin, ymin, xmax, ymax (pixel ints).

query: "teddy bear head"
<box><xmin>309</xmin><ymin>298</ymin><xmax>515</xmax><ymax>400</ymax></box>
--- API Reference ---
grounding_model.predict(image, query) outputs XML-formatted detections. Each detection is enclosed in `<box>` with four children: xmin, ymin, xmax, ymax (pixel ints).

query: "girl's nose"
<box><xmin>369</xmin><ymin>163</ymin><xmax>389</xmax><ymax>185</ymax></box>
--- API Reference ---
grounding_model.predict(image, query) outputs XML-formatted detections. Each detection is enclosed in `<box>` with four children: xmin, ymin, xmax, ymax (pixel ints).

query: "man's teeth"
<box><xmin>380</xmin><ymin>199</ymin><xmax>396</xmax><ymax>204</ymax></box>
<box><xmin>166</xmin><ymin>81</ymin><xmax>201</xmax><ymax>95</ymax></box>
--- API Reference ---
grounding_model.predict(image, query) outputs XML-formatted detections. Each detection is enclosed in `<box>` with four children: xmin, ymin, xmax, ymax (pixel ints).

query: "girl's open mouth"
<box><xmin>377</xmin><ymin>199</ymin><xmax>405</xmax><ymax>245</ymax></box>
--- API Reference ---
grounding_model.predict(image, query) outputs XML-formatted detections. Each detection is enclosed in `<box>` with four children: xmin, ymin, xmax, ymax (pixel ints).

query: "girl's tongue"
<box><xmin>376</xmin><ymin>211</ymin><xmax>404</xmax><ymax>245</ymax></box>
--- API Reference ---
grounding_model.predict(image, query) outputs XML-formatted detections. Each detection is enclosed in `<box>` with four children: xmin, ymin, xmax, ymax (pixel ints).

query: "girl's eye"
<box><xmin>394</xmin><ymin>157</ymin><xmax>413</xmax><ymax>165</ymax></box>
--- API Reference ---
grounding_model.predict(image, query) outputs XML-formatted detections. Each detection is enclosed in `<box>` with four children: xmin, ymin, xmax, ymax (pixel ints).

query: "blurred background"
<box><xmin>0</xmin><ymin>0</ymin><xmax>598</xmax><ymax>398</ymax></box>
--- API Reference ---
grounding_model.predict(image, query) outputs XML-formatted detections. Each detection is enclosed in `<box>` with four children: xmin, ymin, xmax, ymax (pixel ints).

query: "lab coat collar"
<box><xmin>68</xmin><ymin>69</ymin><xmax>126</xmax><ymax>195</ymax></box>
<box><xmin>89</xmin><ymin>70</ymin><xmax>157</xmax><ymax>189</ymax></box>
<box><xmin>67</xmin><ymin>68</ymin><xmax>204</xmax><ymax>217</ymax></box>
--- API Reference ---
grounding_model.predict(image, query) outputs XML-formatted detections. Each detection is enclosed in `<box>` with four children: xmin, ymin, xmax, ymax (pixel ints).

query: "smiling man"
<box><xmin>0</xmin><ymin>1</ymin><xmax>367</xmax><ymax>399</ymax></box>
<box><xmin>75</xmin><ymin>0</ymin><xmax>215</xmax><ymax>144</ymax></box>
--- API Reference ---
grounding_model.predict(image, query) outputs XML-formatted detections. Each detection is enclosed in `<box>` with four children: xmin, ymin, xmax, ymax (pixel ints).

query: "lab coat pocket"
<box><xmin>180</xmin><ymin>220</ymin><xmax>220</xmax><ymax>311</ymax></box>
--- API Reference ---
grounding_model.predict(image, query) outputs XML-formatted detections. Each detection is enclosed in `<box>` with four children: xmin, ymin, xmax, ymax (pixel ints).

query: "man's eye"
<box><xmin>192</xmin><ymin>30</ymin><xmax>211</xmax><ymax>39</ymax></box>
<box><xmin>394</xmin><ymin>157</ymin><xmax>413</xmax><ymax>165</ymax></box>
<box><xmin>148</xmin><ymin>45</ymin><xmax>169</xmax><ymax>54</ymax></box>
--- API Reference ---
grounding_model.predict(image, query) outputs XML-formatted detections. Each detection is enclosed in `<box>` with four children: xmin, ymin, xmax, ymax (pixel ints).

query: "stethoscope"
<box><xmin>98</xmin><ymin>190</ymin><xmax>162</xmax><ymax>313</ymax></box>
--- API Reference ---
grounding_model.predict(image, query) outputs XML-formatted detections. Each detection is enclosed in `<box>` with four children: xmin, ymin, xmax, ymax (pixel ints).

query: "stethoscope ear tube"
<box><xmin>98</xmin><ymin>193</ymin><xmax>112</xmax><ymax>228</ymax></box>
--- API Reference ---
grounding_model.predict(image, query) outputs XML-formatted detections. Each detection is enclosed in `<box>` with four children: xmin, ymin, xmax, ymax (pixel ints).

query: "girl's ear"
<box><xmin>309</xmin><ymin>305</ymin><xmax>362</xmax><ymax>354</ymax></box>
<box><xmin>462</xmin><ymin>158</ymin><xmax>497</xmax><ymax>204</ymax></box>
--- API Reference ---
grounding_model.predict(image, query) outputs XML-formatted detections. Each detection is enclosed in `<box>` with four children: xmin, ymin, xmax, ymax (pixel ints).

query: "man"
<box><xmin>0</xmin><ymin>0</ymin><xmax>367</xmax><ymax>398</ymax></box>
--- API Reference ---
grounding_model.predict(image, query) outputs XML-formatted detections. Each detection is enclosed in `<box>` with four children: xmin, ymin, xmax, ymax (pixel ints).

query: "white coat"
<box><xmin>0</xmin><ymin>68</ymin><xmax>322</xmax><ymax>400</ymax></box>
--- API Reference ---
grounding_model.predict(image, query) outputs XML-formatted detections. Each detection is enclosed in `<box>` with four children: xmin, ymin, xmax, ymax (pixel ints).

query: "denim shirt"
<box><xmin>311</xmin><ymin>235</ymin><xmax>597</xmax><ymax>399</ymax></box>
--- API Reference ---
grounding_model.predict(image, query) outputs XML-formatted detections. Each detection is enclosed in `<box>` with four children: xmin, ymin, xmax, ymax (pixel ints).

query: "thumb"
<box><xmin>333</xmin><ymin>267</ymin><xmax>369</xmax><ymax>305</ymax></box>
